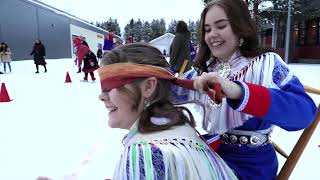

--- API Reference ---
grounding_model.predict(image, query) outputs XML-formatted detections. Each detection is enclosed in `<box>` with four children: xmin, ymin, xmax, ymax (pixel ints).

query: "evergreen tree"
<box><xmin>106</xmin><ymin>18</ymin><xmax>121</xmax><ymax>36</ymax></box>
<box><xmin>150</xmin><ymin>19</ymin><xmax>166</xmax><ymax>40</ymax></box>
<box><xmin>124</xmin><ymin>19</ymin><xmax>135</xmax><ymax>41</ymax></box>
<box><xmin>159</xmin><ymin>19</ymin><xmax>167</xmax><ymax>35</ymax></box>
<box><xmin>167</xmin><ymin>20</ymin><xmax>178</xmax><ymax>34</ymax></box>
<box><xmin>141</xmin><ymin>21</ymin><xmax>152</xmax><ymax>42</ymax></box>
<box><xmin>133</xmin><ymin>19</ymin><xmax>143</xmax><ymax>42</ymax></box>
<box><xmin>188</xmin><ymin>20</ymin><xmax>199</xmax><ymax>44</ymax></box>
<box><xmin>95</xmin><ymin>18</ymin><xmax>121</xmax><ymax>36</ymax></box>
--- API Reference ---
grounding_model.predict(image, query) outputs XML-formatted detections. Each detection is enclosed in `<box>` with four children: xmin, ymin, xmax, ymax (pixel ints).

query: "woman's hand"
<box><xmin>193</xmin><ymin>72</ymin><xmax>243</xmax><ymax>100</ymax></box>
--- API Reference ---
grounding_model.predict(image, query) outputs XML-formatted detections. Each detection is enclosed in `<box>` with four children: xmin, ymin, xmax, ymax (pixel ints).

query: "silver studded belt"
<box><xmin>221</xmin><ymin>128</ymin><xmax>272</xmax><ymax>148</ymax></box>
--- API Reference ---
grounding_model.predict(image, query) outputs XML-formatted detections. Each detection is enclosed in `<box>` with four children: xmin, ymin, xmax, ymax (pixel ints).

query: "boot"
<box><xmin>35</xmin><ymin>65</ymin><xmax>39</xmax><ymax>73</ymax></box>
<box><xmin>90</xmin><ymin>72</ymin><xmax>96</xmax><ymax>81</ymax></box>
<box><xmin>91</xmin><ymin>75</ymin><xmax>96</xmax><ymax>81</ymax></box>
<box><xmin>77</xmin><ymin>67</ymin><xmax>81</xmax><ymax>73</ymax></box>
<box><xmin>44</xmin><ymin>65</ymin><xmax>47</xmax><ymax>73</ymax></box>
<box><xmin>83</xmin><ymin>73</ymin><xmax>88</xmax><ymax>81</ymax></box>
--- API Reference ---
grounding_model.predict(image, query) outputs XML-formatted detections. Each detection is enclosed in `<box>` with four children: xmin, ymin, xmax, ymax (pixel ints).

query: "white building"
<box><xmin>149</xmin><ymin>33</ymin><xmax>175</xmax><ymax>55</ymax></box>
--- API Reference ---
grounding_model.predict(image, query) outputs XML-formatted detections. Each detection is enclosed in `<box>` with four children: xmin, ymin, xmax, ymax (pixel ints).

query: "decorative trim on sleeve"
<box><xmin>241</xmin><ymin>82</ymin><xmax>271</xmax><ymax>117</ymax></box>
<box><xmin>235</xmin><ymin>81</ymin><xmax>250</xmax><ymax>112</ymax></box>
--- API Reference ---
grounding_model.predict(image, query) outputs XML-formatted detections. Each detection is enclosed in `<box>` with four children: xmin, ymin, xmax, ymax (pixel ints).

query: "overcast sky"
<box><xmin>39</xmin><ymin>0</ymin><xmax>205</xmax><ymax>33</ymax></box>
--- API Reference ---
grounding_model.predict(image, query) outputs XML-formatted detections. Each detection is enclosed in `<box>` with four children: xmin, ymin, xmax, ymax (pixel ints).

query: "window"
<box><xmin>298</xmin><ymin>22</ymin><xmax>306</xmax><ymax>46</ymax></box>
<box><xmin>318</xmin><ymin>18</ymin><xmax>320</xmax><ymax>45</ymax></box>
<box><xmin>277</xmin><ymin>25</ymin><xmax>286</xmax><ymax>48</ymax></box>
<box><xmin>293</xmin><ymin>24</ymin><xmax>299</xmax><ymax>46</ymax></box>
<box><xmin>306</xmin><ymin>19</ymin><xmax>317</xmax><ymax>46</ymax></box>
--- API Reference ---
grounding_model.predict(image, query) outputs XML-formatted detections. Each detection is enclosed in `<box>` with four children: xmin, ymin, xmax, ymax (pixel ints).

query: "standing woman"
<box><xmin>30</xmin><ymin>39</ymin><xmax>47</xmax><ymax>73</ymax></box>
<box><xmin>0</xmin><ymin>42</ymin><xmax>12</xmax><ymax>73</ymax></box>
<box><xmin>103</xmin><ymin>32</ymin><xmax>114</xmax><ymax>54</ymax></box>
<box><xmin>172</xmin><ymin>0</ymin><xmax>317</xmax><ymax>179</ymax></box>
<box><xmin>73</xmin><ymin>36</ymin><xmax>99</xmax><ymax>81</ymax></box>
<box><xmin>169</xmin><ymin>20</ymin><xmax>192</xmax><ymax>74</ymax></box>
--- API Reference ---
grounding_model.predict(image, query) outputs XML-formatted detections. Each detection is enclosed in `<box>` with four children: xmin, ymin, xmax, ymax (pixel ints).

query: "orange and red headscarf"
<box><xmin>98</xmin><ymin>63</ymin><xmax>223</xmax><ymax>103</ymax></box>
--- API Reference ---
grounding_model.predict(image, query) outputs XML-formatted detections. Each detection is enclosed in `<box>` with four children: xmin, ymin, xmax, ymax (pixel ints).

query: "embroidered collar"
<box><xmin>208</xmin><ymin>51</ymin><xmax>250</xmax><ymax>80</ymax></box>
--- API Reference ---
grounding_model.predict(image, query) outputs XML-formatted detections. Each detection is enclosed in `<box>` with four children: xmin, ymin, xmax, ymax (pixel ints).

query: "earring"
<box><xmin>144</xmin><ymin>98</ymin><xmax>150</xmax><ymax>110</ymax></box>
<box><xmin>239</xmin><ymin>38</ymin><xmax>244</xmax><ymax>47</ymax></box>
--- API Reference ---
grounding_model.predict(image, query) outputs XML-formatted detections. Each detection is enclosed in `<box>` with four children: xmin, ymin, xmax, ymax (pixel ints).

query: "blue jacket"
<box><xmin>171</xmin><ymin>53</ymin><xmax>317</xmax><ymax>180</ymax></box>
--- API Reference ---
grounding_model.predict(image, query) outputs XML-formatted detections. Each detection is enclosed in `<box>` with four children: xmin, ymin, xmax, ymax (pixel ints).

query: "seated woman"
<box><xmin>97</xmin><ymin>43</ymin><xmax>237</xmax><ymax>179</ymax></box>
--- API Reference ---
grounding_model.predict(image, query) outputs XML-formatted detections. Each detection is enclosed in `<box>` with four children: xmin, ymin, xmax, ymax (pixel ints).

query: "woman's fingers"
<box><xmin>194</xmin><ymin>72</ymin><xmax>220</xmax><ymax>93</ymax></box>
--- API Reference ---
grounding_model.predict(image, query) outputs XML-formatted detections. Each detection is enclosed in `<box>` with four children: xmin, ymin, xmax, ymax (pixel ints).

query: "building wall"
<box><xmin>0</xmin><ymin>0</ymin><xmax>109</xmax><ymax>61</ymax></box>
<box><xmin>0</xmin><ymin>0</ymin><xmax>39</xmax><ymax>60</ymax></box>
<box><xmin>0</xmin><ymin>0</ymin><xmax>71</xmax><ymax>60</ymax></box>
<box><xmin>37</xmin><ymin>7</ymin><xmax>71</xmax><ymax>59</ymax></box>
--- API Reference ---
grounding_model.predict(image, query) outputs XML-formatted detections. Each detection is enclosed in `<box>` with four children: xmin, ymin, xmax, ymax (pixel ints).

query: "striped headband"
<box><xmin>97</xmin><ymin>63</ymin><xmax>222</xmax><ymax>103</ymax></box>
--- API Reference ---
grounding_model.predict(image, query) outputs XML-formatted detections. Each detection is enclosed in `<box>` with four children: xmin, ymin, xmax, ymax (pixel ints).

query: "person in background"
<box><xmin>114</xmin><ymin>38</ymin><xmax>123</xmax><ymax>48</ymax></box>
<box><xmin>81</xmin><ymin>37</ymin><xmax>89</xmax><ymax>48</ymax></box>
<box><xmin>74</xmin><ymin>37</ymin><xmax>89</xmax><ymax>73</ymax></box>
<box><xmin>30</xmin><ymin>39</ymin><xmax>47</xmax><ymax>73</ymax></box>
<box><xmin>0</xmin><ymin>42</ymin><xmax>12</xmax><ymax>73</ymax></box>
<box><xmin>190</xmin><ymin>41</ymin><xmax>197</xmax><ymax>62</ymax></box>
<box><xmin>172</xmin><ymin>0</ymin><xmax>317</xmax><ymax>179</ymax></box>
<box><xmin>125</xmin><ymin>36</ymin><xmax>133</xmax><ymax>44</ymax></box>
<box><xmin>162</xmin><ymin>49</ymin><xmax>167</xmax><ymax>57</ymax></box>
<box><xmin>73</xmin><ymin>36</ymin><xmax>99</xmax><ymax>81</ymax></box>
<box><xmin>96</xmin><ymin>46</ymin><xmax>103</xmax><ymax>62</ymax></box>
<box><xmin>169</xmin><ymin>20</ymin><xmax>192</xmax><ymax>74</ymax></box>
<box><xmin>103</xmin><ymin>32</ymin><xmax>114</xmax><ymax>54</ymax></box>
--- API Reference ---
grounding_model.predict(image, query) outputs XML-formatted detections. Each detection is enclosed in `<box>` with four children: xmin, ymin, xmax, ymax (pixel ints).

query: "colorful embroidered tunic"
<box><xmin>172</xmin><ymin>51</ymin><xmax>317</xmax><ymax>179</ymax></box>
<box><xmin>113</xmin><ymin>121</ymin><xmax>238</xmax><ymax>180</ymax></box>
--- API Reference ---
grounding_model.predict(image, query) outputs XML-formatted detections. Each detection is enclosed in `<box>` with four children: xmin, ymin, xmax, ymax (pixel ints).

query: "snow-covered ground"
<box><xmin>0</xmin><ymin>59</ymin><xmax>319</xmax><ymax>180</ymax></box>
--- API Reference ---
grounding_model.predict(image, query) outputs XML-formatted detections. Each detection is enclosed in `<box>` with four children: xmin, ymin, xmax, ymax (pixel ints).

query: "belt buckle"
<box><xmin>250</xmin><ymin>135</ymin><xmax>260</xmax><ymax>145</ymax></box>
<box><xmin>239</xmin><ymin>136</ymin><xmax>249</xmax><ymax>144</ymax></box>
<box><xmin>222</xmin><ymin>134</ymin><xmax>229</xmax><ymax>144</ymax></box>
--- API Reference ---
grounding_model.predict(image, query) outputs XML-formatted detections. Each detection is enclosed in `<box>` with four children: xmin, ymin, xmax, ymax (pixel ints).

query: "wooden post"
<box><xmin>272</xmin><ymin>142</ymin><xmax>289</xmax><ymax>159</ymax></box>
<box><xmin>304</xmin><ymin>85</ymin><xmax>320</xmax><ymax>95</ymax></box>
<box><xmin>178</xmin><ymin>59</ymin><xmax>189</xmax><ymax>77</ymax></box>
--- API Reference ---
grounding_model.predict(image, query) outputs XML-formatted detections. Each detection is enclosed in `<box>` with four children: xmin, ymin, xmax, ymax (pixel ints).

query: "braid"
<box><xmin>138</xmin><ymin>100</ymin><xmax>195</xmax><ymax>133</ymax></box>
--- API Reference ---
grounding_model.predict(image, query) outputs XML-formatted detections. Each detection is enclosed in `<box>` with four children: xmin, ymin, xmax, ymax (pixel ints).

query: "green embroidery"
<box><xmin>131</xmin><ymin>144</ymin><xmax>137</xmax><ymax>179</ymax></box>
<box><xmin>143</xmin><ymin>142</ymin><xmax>152</xmax><ymax>180</ymax></box>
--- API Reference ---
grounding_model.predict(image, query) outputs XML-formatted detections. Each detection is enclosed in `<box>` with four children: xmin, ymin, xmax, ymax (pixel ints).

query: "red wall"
<box><xmin>276</xmin><ymin>47</ymin><xmax>320</xmax><ymax>60</ymax></box>
<box><xmin>296</xmin><ymin>47</ymin><xmax>320</xmax><ymax>59</ymax></box>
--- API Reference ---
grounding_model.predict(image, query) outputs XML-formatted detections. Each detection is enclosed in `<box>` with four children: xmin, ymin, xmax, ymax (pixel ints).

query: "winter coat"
<box><xmin>169</xmin><ymin>32</ymin><xmax>191</xmax><ymax>73</ymax></box>
<box><xmin>0</xmin><ymin>47</ymin><xmax>12</xmax><ymax>63</ymax></box>
<box><xmin>97</xmin><ymin>49</ymin><xmax>103</xmax><ymax>58</ymax></box>
<box><xmin>30</xmin><ymin>43</ymin><xmax>46</xmax><ymax>65</ymax></box>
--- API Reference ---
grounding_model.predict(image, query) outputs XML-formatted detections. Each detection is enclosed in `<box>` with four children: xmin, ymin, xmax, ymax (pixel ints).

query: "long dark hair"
<box><xmin>176</xmin><ymin>21</ymin><xmax>190</xmax><ymax>34</ymax></box>
<box><xmin>194</xmin><ymin>0</ymin><xmax>273</xmax><ymax>72</ymax></box>
<box><xmin>33</xmin><ymin>39</ymin><xmax>42</xmax><ymax>47</ymax></box>
<box><xmin>100</xmin><ymin>43</ymin><xmax>195</xmax><ymax>132</ymax></box>
<box><xmin>0</xmin><ymin>42</ymin><xmax>9</xmax><ymax>52</ymax></box>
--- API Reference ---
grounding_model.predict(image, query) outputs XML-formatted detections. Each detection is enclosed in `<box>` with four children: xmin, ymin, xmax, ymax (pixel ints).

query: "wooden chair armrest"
<box><xmin>304</xmin><ymin>85</ymin><xmax>320</xmax><ymax>95</ymax></box>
